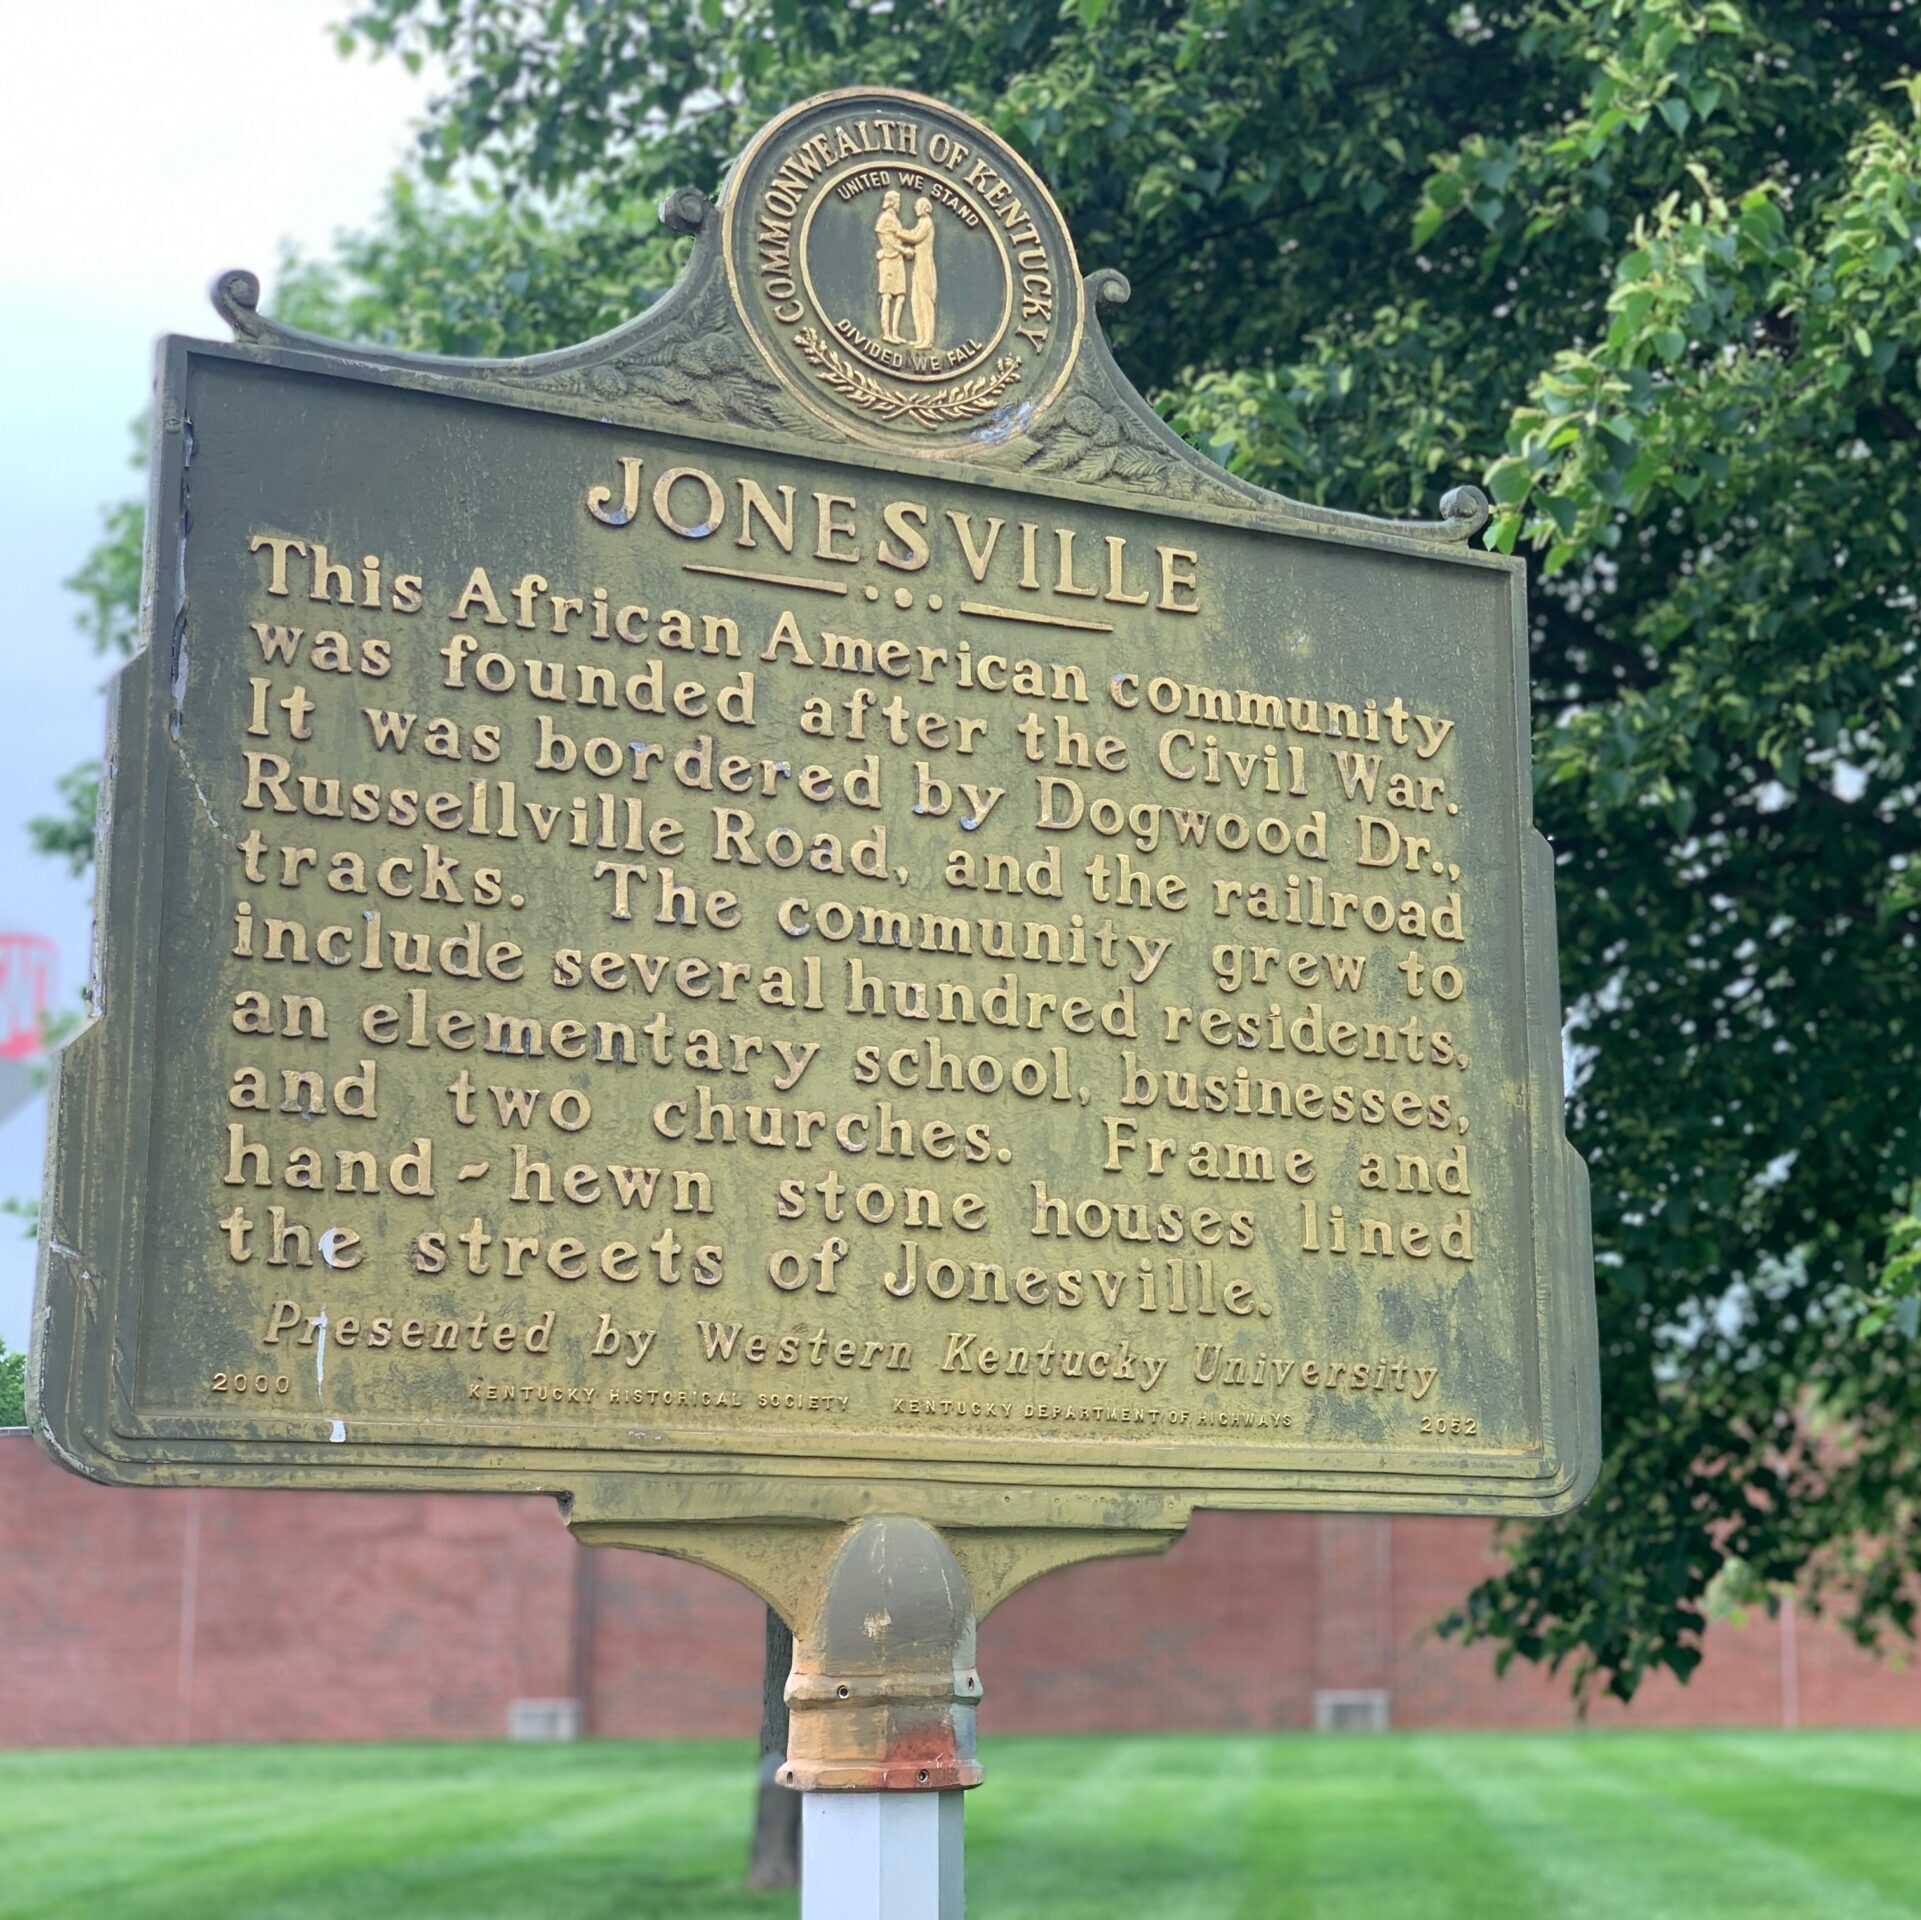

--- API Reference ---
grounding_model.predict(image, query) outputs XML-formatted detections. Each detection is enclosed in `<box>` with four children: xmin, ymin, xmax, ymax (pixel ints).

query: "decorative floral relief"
<box><xmin>491</xmin><ymin>274</ymin><xmax>806</xmax><ymax>433</ymax></box>
<box><xmin>1020</xmin><ymin>390</ymin><xmax>1252</xmax><ymax>509</ymax></box>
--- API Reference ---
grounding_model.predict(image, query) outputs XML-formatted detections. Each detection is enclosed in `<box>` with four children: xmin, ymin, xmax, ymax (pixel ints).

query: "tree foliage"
<box><xmin>0</xmin><ymin>1341</ymin><xmax>25</xmax><ymax>1428</ymax></box>
<box><xmin>271</xmin><ymin>175</ymin><xmax>669</xmax><ymax>359</ymax></box>
<box><xmin>32</xmin><ymin>480</ymin><xmax>146</xmax><ymax>871</ymax></box>
<box><xmin>54</xmin><ymin>0</ymin><xmax>1921</xmax><ymax>1701</ymax></box>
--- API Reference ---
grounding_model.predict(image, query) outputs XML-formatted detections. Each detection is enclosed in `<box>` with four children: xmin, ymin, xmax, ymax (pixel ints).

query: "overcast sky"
<box><xmin>0</xmin><ymin>3</ymin><xmax>438</xmax><ymax>1346</ymax></box>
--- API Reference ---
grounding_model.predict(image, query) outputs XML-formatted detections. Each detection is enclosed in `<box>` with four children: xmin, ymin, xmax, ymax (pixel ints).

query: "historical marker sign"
<box><xmin>33</xmin><ymin>90</ymin><xmax>1598</xmax><ymax>1540</ymax></box>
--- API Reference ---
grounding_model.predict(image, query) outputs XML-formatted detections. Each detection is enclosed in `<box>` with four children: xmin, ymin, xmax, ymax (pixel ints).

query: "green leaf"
<box><xmin>1486</xmin><ymin>457</ymin><xmax>1533</xmax><ymax>506</ymax></box>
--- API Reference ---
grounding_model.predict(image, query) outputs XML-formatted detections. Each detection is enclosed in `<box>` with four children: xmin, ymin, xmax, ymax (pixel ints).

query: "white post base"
<box><xmin>801</xmin><ymin>1791</ymin><xmax>964</xmax><ymax>1919</ymax></box>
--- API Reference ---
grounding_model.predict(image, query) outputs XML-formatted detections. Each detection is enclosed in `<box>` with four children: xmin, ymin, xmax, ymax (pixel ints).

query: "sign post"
<box><xmin>803</xmin><ymin>1793</ymin><xmax>964</xmax><ymax>1920</ymax></box>
<box><xmin>32</xmin><ymin>88</ymin><xmax>1599</xmax><ymax>1911</ymax></box>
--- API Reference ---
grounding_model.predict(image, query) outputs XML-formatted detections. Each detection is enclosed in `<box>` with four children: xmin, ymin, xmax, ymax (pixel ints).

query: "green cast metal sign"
<box><xmin>32</xmin><ymin>89</ymin><xmax>1599</xmax><ymax>1551</ymax></box>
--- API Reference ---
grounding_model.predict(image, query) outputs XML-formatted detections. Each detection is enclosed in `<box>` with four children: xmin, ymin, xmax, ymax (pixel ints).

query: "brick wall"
<box><xmin>4</xmin><ymin>1435</ymin><xmax>1916</xmax><ymax>1747</ymax></box>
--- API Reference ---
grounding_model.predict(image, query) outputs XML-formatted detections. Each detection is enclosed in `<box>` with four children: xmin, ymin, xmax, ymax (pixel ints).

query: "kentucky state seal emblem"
<box><xmin>723</xmin><ymin>89</ymin><xmax>1083</xmax><ymax>451</ymax></box>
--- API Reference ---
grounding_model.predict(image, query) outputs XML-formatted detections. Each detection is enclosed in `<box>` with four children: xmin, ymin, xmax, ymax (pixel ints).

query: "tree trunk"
<box><xmin>744</xmin><ymin>1606</ymin><xmax>800</xmax><ymax>1890</ymax></box>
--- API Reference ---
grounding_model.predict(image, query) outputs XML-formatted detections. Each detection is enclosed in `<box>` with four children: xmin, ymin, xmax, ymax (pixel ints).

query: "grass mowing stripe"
<box><xmin>0</xmin><ymin>1751</ymin><xmax>758</xmax><ymax>1920</ymax></box>
<box><xmin>0</xmin><ymin>1764</ymin><xmax>598</xmax><ymax>1909</ymax></box>
<box><xmin>9</xmin><ymin>1733</ymin><xmax>1921</xmax><ymax>1919</ymax></box>
<box><xmin>970</xmin><ymin>1735</ymin><xmax>1271</xmax><ymax>1920</ymax></box>
<box><xmin>971</xmin><ymin>1737</ymin><xmax>1206</xmax><ymax>1917</ymax></box>
<box><xmin>1128</xmin><ymin>1737</ymin><xmax>1268</xmax><ymax>1920</ymax></box>
<box><xmin>1468</xmin><ymin>1735</ymin><xmax>1920</xmax><ymax>1920</ymax></box>
<box><xmin>1699</xmin><ymin>1730</ymin><xmax>1921</xmax><ymax>1799</ymax></box>
<box><xmin>1417</xmin><ymin>1736</ymin><xmax>1728</xmax><ymax>1920</ymax></box>
<box><xmin>1579</xmin><ymin>1732</ymin><xmax>1921</xmax><ymax>1915</ymax></box>
<box><xmin>1286</xmin><ymin>1735</ymin><xmax>1544</xmax><ymax>1920</ymax></box>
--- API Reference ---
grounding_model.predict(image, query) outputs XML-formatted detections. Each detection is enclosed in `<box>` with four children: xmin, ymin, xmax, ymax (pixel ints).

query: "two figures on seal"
<box><xmin>875</xmin><ymin>191</ymin><xmax>939</xmax><ymax>349</ymax></box>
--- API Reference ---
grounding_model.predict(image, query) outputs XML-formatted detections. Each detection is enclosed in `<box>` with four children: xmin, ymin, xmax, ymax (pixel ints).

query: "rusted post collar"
<box><xmin>780</xmin><ymin>1515</ymin><xmax>984</xmax><ymax>1793</ymax></box>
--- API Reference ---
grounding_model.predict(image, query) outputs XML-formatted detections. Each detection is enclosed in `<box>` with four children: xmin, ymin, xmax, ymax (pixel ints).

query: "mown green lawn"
<box><xmin>3</xmin><ymin>1732</ymin><xmax>1919</xmax><ymax>1918</ymax></box>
